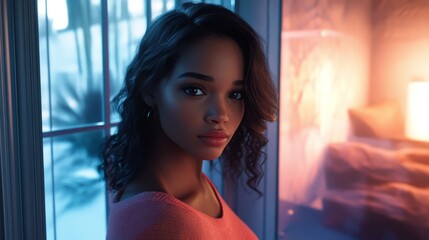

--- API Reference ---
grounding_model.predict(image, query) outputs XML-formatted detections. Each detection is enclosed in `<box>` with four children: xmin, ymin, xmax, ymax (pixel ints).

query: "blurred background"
<box><xmin>31</xmin><ymin>0</ymin><xmax>429</xmax><ymax>239</ymax></box>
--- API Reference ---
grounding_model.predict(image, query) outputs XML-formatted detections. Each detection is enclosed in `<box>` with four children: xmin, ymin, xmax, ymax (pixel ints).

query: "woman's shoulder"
<box><xmin>107</xmin><ymin>192</ymin><xmax>205</xmax><ymax>239</ymax></box>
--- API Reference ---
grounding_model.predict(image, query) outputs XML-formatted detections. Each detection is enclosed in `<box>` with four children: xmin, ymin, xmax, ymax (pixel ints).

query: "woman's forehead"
<box><xmin>172</xmin><ymin>36</ymin><xmax>244</xmax><ymax>77</ymax></box>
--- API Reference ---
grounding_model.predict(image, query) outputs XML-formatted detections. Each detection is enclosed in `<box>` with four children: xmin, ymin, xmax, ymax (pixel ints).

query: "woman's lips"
<box><xmin>198</xmin><ymin>131</ymin><xmax>229</xmax><ymax>147</ymax></box>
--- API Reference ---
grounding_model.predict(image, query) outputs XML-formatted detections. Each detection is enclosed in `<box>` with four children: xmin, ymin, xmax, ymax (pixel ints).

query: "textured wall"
<box><xmin>278</xmin><ymin>0</ymin><xmax>371</xmax><ymax>208</ymax></box>
<box><xmin>370</xmin><ymin>0</ymin><xmax>429</xmax><ymax>111</ymax></box>
<box><xmin>278</xmin><ymin>0</ymin><xmax>429</xmax><ymax>236</ymax></box>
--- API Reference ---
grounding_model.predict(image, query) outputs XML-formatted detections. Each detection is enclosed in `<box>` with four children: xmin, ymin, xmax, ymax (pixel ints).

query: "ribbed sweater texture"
<box><xmin>107</xmin><ymin>175</ymin><xmax>258</xmax><ymax>240</ymax></box>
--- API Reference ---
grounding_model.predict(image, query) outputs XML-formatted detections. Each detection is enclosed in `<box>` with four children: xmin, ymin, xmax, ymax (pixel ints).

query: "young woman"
<box><xmin>101</xmin><ymin>2</ymin><xmax>278</xmax><ymax>239</ymax></box>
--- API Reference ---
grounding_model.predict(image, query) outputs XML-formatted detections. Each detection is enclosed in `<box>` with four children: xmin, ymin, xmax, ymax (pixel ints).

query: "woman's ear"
<box><xmin>143</xmin><ymin>94</ymin><xmax>156</xmax><ymax>107</ymax></box>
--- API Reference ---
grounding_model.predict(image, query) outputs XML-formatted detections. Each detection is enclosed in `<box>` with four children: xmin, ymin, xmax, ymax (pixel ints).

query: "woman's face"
<box><xmin>151</xmin><ymin>36</ymin><xmax>245</xmax><ymax>160</ymax></box>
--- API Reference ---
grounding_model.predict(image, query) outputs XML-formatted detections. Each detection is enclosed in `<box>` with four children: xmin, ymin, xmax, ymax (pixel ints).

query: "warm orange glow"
<box><xmin>406</xmin><ymin>81</ymin><xmax>429</xmax><ymax>142</ymax></box>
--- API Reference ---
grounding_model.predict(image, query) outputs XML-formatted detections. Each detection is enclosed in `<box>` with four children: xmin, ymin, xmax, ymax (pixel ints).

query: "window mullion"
<box><xmin>146</xmin><ymin>0</ymin><xmax>152</xmax><ymax>26</ymax></box>
<box><xmin>101</xmin><ymin>0</ymin><xmax>111</xmax><ymax>136</ymax></box>
<box><xmin>101</xmin><ymin>0</ymin><xmax>111</xmax><ymax>226</ymax></box>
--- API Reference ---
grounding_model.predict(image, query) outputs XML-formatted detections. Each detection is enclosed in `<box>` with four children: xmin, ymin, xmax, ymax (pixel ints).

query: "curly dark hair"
<box><xmin>100</xmin><ymin>2</ymin><xmax>278</xmax><ymax>195</ymax></box>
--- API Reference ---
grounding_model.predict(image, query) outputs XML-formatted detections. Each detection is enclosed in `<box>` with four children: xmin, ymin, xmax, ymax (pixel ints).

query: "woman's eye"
<box><xmin>183</xmin><ymin>87</ymin><xmax>205</xmax><ymax>96</ymax></box>
<box><xmin>230</xmin><ymin>91</ymin><xmax>243</xmax><ymax>100</ymax></box>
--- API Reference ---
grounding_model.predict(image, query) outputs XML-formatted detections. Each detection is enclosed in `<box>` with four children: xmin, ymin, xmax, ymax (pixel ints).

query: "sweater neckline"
<box><xmin>111</xmin><ymin>174</ymin><xmax>224</xmax><ymax>220</ymax></box>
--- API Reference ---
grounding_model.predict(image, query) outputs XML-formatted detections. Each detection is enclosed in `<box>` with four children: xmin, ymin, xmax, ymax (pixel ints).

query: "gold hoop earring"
<box><xmin>146</xmin><ymin>109</ymin><xmax>153</xmax><ymax>121</ymax></box>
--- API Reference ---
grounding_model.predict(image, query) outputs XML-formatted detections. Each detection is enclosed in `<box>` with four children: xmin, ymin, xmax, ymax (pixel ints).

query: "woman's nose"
<box><xmin>205</xmin><ymin>99</ymin><xmax>229</xmax><ymax>124</ymax></box>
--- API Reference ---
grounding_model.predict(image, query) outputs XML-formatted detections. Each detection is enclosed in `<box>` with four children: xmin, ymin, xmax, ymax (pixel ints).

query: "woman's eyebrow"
<box><xmin>178</xmin><ymin>72</ymin><xmax>244</xmax><ymax>85</ymax></box>
<box><xmin>178</xmin><ymin>72</ymin><xmax>213</xmax><ymax>81</ymax></box>
<box><xmin>233</xmin><ymin>80</ymin><xmax>244</xmax><ymax>86</ymax></box>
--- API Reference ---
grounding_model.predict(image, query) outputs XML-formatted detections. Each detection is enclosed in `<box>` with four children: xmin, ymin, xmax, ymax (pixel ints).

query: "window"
<box><xmin>38</xmin><ymin>0</ymin><xmax>175</xmax><ymax>238</ymax></box>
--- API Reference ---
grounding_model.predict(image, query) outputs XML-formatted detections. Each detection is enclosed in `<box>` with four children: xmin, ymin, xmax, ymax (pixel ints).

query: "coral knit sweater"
<box><xmin>107</xmin><ymin>174</ymin><xmax>258</xmax><ymax>240</ymax></box>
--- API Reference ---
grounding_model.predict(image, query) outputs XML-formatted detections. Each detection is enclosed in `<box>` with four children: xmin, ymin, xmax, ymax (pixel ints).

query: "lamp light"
<box><xmin>406</xmin><ymin>79</ymin><xmax>429</xmax><ymax>142</ymax></box>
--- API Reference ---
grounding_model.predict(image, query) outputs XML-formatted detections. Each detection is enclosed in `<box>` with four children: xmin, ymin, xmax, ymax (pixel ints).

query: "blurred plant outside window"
<box><xmin>38</xmin><ymin>0</ymin><xmax>235</xmax><ymax>239</ymax></box>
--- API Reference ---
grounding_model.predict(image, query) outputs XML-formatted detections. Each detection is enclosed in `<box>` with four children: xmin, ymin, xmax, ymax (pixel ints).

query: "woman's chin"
<box><xmin>199</xmin><ymin>151</ymin><xmax>223</xmax><ymax>161</ymax></box>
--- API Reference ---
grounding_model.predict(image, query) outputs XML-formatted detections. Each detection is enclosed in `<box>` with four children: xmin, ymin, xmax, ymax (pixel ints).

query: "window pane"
<box><xmin>38</xmin><ymin>0</ymin><xmax>51</xmax><ymax>132</ymax></box>
<box><xmin>152</xmin><ymin>0</ymin><xmax>175</xmax><ymax>20</ymax></box>
<box><xmin>108</xmin><ymin>0</ymin><xmax>175</xmax><ymax>122</ymax></box>
<box><xmin>44</xmin><ymin>130</ymin><xmax>106</xmax><ymax>239</ymax></box>
<box><xmin>203</xmin><ymin>0</ymin><xmax>222</xmax><ymax>5</ymax></box>
<box><xmin>110</xmin><ymin>126</ymin><xmax>117</xmax><ymax>135</ymax></box>
<box><xmin>43</xmin><ymin>138</ymin><xmax>55</xmax><ymax>240</ymax></box>
<box><xmin>108</xmin><ymin>0</ymin><xmax>146</xmax><ymax>122</ymax></box>
<box><xmin>39</xmin><ymin>0</ymin><xmax>105</xmax><ymax>131</ymax></box>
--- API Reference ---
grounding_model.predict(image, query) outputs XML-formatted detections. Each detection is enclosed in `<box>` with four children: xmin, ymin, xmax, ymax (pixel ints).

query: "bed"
<box><xmin>323</xmin><ymin>138</ymin><xmax>429</xmax><ymax>239</ymax></box>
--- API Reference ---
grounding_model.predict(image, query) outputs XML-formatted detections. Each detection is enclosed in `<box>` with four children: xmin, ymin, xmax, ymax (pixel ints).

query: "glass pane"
<box><xmin>108</xmin><ymin>0</ymin><xmax>175</xmax><ymax>122</ymax></box>
<box><xmin>152</xmin><ymin>0</ymin><xmax>175</xmax><ymax>20</ymax></box>
<box><xmin>39</xmin><ymin>0</ymin><xmax>104</xmax><ymax>131</ymax></box>
<box><xmin>44</xmin><ymin>130</ymin><xmax>106</xmax><ymax>240</ymax></box>
<box><xmin>279</xmin><ymin>0</ymin><xmax>429</xmax><ymax>240</ymax></box>
<box><xmin>110</xmin><ymin>126</ymin><xmax>117</xmax><ymax>135</ymax></box>
<box><xmin>203</xmin><ymin>0</ymin><xmax>222</xmax><ymax>5</ymax></box>
<box><xmin>43</xmin><ymin>138</ymin><xmax>55</xmax><ymax>240</ymax></box>
<box><xmin>38</xmin><ymin>0</ymin><xmax>51</xmax><ymax>132</ymax></box>
<box><xmin>108</xmin><ymin>0</ymin><xmax>146</xmax><ymax>122</ymax></box>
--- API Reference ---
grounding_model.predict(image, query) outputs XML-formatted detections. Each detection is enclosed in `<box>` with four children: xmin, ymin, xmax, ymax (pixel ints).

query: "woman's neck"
<box><xmin>150</xmin><ymin>121</ymin><xmax>205</xmax><ymax>194</ymax></box>
<box><xmin>123</xmin><ymin>121</ymin><xmax>206</xmax><ymax>201</ymax></box>
<box><xmin>144</xmin><ymin>155</ymin><xmax>205</xmax><ymax>200</ymax></box>
<box><xmin>119</xmin><ymin>132</ymin><xmax>222</xmax><ymax>217</ymax></box>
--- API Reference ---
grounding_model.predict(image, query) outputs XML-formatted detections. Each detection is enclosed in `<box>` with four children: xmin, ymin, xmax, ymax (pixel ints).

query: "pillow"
<box><xmin>348</xmin><ymin>101</ymin><xmax>404</xmax><ymax>139</ymax></box>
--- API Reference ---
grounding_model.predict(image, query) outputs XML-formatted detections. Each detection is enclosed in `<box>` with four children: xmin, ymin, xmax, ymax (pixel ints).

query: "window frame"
<box><xmin>225</xmin><ymin>1</ymin><xmax>281</xmax><ymax>239</ymax></box>
<box><xmin>0</xmin><ymin>0</ymin><xmax>46</xmax><ymax>239</ymax></box>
